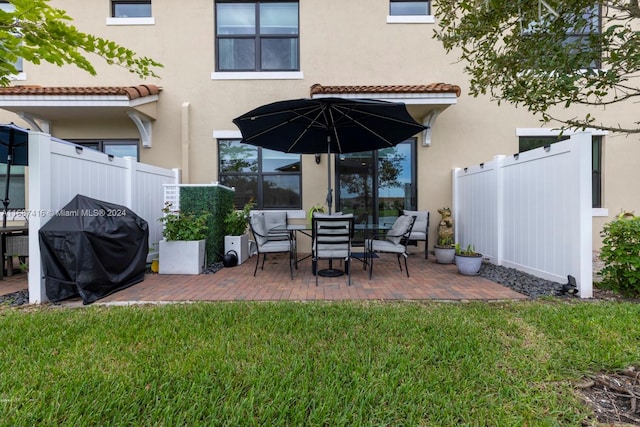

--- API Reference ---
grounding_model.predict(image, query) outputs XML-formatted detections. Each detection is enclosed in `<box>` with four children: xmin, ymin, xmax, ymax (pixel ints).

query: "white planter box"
<box><xmin>159</xmin><ymin>239</ymin><xmax>206</xmax><ymax>274</ymax></box>
<box><xmin>224</xmin><ymin>234</ymin><xmax>250</xmax><ymax>265</ymax></box>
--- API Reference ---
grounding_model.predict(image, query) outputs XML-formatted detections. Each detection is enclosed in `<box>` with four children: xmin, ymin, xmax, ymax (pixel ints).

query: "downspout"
<box><xmin>181</xmin><ymin>102</ymin><xmax>190</xmax><ymax>183</ymax></box>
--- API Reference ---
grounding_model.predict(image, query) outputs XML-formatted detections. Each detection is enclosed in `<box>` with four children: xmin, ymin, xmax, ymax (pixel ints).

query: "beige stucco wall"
<box><xmin>1</xmin><ymin>0</ymin><xmax>638</xmax><ymax>251</ymax></box>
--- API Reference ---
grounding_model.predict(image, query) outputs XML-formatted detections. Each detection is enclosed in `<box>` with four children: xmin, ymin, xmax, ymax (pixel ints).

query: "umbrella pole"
<box><xmin>2</xmin><ymin>160</ymin><xmax>10</xmax><ymax>228</ymax></box>
<box><xmin>2</xmin><ymin>134</ymin><xmax>12</xmax><ymax>229</ymax></box>
<box><xmin>326</xmin><ymin>142</ymin><xmax>332</xmax><ymax>214</ymax></box>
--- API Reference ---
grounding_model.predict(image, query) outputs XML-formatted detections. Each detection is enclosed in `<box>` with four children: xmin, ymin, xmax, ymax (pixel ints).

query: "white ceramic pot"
<box><xmin>455</xmin><ymin>253</ymin><xmax>482</xmax><ymax>276</ymax></box>
<box><xmin>434</xmin><ymin>246</ymin><xmax>456</xmax><ymax>264</ymax></box>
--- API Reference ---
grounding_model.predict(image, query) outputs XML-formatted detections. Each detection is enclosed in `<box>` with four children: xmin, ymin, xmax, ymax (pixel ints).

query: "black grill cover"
<box><xmin>39</xmin><ymin>195</ymin><xmax>149</xmax><ymax>304</ymax></box>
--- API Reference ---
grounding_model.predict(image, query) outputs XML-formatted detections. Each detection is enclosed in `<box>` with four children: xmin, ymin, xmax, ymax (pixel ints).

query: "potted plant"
<box><xmin>223</xmin><ymin>199</ymin><xmax>254</xmax><ymax>265</ymax></box>
<box><xmin>434</xmin><ymin>237</ymin><xmax>456</xmax><ymax>264</ymax></box>
<box><xmin>455</xmin><ymin>244</ymin><xmax>483</xmax><ymax>276</ymax></box>
<box><xmin>158</xmin><ymin>203</ymin><xmax>210</xmax><ymax>274</ymax></box>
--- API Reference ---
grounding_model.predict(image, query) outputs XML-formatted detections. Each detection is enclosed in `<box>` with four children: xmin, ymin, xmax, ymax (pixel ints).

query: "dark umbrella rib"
<box><xmin>233</xmin><ymin>97</ymin><xmax>427</xmax><ymax>212</ymax></box>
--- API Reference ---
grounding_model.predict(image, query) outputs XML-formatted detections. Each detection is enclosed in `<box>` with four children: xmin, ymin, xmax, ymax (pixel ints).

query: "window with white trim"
<box><xmin>215</xmin><ymin>1</ymin><xmax>299</xmax><ymax>72</ymax></box>
<box><xmin>387</xmin><ymin>0</ymin><xmax>434</xmax><ymax>24</ymax></box>
<box><xmin>0</xmin><ymin>1</ymin><xmax>23</xmax><ymax>74</ymax></box>
<box><xmin>111</xmin><ymin>1</ymin><xmax>152</xmax><ymax>18</ymax></box>
<box><xmin>390</xmin><ymin>0</ymin><xmax>430</xmax><ymax>16</ymax></box>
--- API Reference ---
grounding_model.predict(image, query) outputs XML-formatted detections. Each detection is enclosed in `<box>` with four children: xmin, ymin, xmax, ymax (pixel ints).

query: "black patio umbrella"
<box><xmin>0</xmin><ymin>124</ymin><xmax>29</xmax><ymax>228</ymax></box>
<box><xmin>233</xmin><ymin>97</ymin><xmax>427</xmax><ymax>213</ymax></box>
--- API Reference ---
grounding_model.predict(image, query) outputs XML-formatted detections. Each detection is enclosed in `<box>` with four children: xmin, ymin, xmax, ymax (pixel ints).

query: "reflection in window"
<box><xmin>215</xmin><ymin>1</ymin><xmax>299</xmax><ymax>72</ymax></box>
<box><xmin>337</xmin><ymin>140</ymin><xmax>416</xmax><ymax>232</ymax></box>
<box><xmin>0</xmin><ymin>1</ymin><xmax>24</xmax><ymax>73</ymax></box>
<box><xmin>218</xmin><ymin>139</ymin><xmax>301</xmax><ymax>209</ymax></box>
<box><xmin>0</xmin><ymin>164</ymin><xmax>25</xmax><ymax>209</ymax></box>
<box><xmin>390</xmin><ymin>0</ymin><xmax>430</xmax><ymax>16</ymax></box>
<box><xmin>112</xmin><ymin>1</ymin><xmax>152</xmax><ymax>18</ymax></box>
<box><xmin>69</xmin><ymin>139</ymin><xmax>140</xmax><ymax>161</ymax></box>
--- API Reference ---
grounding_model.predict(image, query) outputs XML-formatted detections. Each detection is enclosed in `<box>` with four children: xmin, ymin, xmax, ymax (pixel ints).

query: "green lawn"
<box><xmin>1</xmin><ymin>300</ymin><xmax>638</xmax><ymax>426</ymax></box>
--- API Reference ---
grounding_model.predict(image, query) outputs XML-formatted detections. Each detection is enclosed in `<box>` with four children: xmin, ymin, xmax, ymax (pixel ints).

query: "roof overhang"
<box><xmin>310</xmin><ymin>84</ymin><xmax>461</xmax><ymax>146</ymax></box>
<box><xmin>0</xmin><ymin>84</ymin><xmax>161</xmax><ymax>147</ymax></box>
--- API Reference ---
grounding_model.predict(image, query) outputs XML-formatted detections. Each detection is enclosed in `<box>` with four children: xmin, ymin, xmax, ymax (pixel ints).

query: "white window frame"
<box><xmin>107</xmin><ymin>0</ymin><xmax>154</xmax><ymax>25</ymax></box>
<box><xmin>214</xmin><ymin>1</ymin><xmax>300</xmax><ymax>74</ymax></box>
<box><xmin>0</xmin><ymin>1</ymin><xmax>27</xmax><ymax>80</ymax></box>
<box><xmin>387</xmin><ymin>0</ymin><xmax>434</xmax><ymax>24</ymax></box>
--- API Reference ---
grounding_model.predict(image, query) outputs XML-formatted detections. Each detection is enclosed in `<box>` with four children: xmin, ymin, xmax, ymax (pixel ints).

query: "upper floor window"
<box><xmin>215</xmin><ymin>1</ymin><xmax>299</xmax><ymax>72</ymax></box>
<box><xmin>112</xmin><ymin>1</ymin><xmax>152</xmax><ymax>18</ymax></box>
<box><xmin>521</xmin><ymin>4</ymin><xmax>601</xmax><ymax>70</ymax></box>
<box><xmin>218</xmin><ymin>139</ymin><xmax>301</xmax><ymax>209</ymax></box>
<box><xmin>387</xmin><ymin>0</ymin><xmax>433</xmax><ymax>24</ymax></box>
<box><xmin>0</xmin><ymin>1</ymin><xmax>24</xmax><ymax>75</ymax></box>
<box><xmin>390</xmin><ymin>1</ymin><xmax>430</xmax><ymax>16</ymax></box>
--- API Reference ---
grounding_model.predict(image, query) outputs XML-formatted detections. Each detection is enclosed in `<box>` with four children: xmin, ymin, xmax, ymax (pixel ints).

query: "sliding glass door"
<box><xmin>336</xmin><ymin>139</ymin><xmax>416</xmax><ymax>242</ymax></box>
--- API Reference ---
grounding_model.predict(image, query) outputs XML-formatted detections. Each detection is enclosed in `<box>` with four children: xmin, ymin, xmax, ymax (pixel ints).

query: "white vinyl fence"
<box><xmin>453</xmin><ymin>133</ymin><xmax>593</xmax><ymax>298</ymax></box>
<box><xmin>27</xmin><ymin>131</ymin><xmax>179</xmax><ymax>303</ymax></box>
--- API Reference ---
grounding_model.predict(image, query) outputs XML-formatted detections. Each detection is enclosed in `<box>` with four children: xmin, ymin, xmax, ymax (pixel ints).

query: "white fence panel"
<box><xmin>453</xmin><ymin>158</ymin><xmax>500</xmax><ymax>260</ymax></box>
<box><xmin>453</xmin><ymin>134</ymin><xmax>593</xmax><ymax>297</ymax></box>
<box><xmin>129</xmin><ymin>161</ymin><xmax>180</xmax><ymax>250</ymax></box>
<box><xmin>28</xmin><ymin>132</ymin><xmax>178</xmax><ymax>303</ymax></box>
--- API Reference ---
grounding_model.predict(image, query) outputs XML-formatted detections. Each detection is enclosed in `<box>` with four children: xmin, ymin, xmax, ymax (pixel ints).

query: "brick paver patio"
<box><xmin>1</xmin><ymin>253</ymin><xmax>528</xmax><ymax>305</ymax></box>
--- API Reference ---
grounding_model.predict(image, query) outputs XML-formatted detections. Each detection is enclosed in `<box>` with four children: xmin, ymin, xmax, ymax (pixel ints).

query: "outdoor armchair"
<box><xmin>312</xmin><ymin>213</ymin><xmax>354</xmax><ymax>286</ymax></box>
<box><xmin>403</xmin><ymin>210</ymin><xmax>430</xmax><ymax>259</ymax></box>
<box><xmin>365</xmin><ymin>214</ymin><xmax>416</xmax><ymax>279</ymax></box>
<box><xmin>4</xmin><ymin>234</ymin><xmax>28</xmax><ymax>276</ymax></box>
<box><xmin>249</xmin><ymin>212</ymin><xmax>295</xmax><ymax>279</ymax></box>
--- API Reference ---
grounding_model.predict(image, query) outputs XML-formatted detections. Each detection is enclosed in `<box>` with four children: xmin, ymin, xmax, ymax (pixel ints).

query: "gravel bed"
<box><xmin>0</xmin><ymin>289</ymin><xmax>29</xmax><ymax>306</ymax></box>
<box><xmin>479</xmin><ymin>262</ymin><xmax>572</xmax><ymax>298</ymax></box>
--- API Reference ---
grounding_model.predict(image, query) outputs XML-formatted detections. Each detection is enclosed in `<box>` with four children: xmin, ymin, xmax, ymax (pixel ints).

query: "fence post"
<box><xmin>494</xmin><ymin>155</ymin><xmax>506</xmax><ymax>266</ymax></box>
<box><xmin>452</xmin><ymin>168</ymin><xmax>461</xmax><ymax>245</ymax></box>
<box><xmin>574</xmin><ymin>133</ymin><xmax>593</xmax><ymax>298</ymax></box>
<box><xmin>123</xmin><ymin>156</ymin><xmax>136</xmax><ymax>210</ymax></box>
<box><xmin>27</xmin><ymin>133</ymin><xmax>53</xmax><ymax>304</ymax></box>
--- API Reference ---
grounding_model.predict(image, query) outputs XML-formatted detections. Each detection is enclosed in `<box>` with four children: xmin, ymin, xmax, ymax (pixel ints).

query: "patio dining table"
<box><xmin>268</xmin><ymin>222</ymin><xmax>392</xmax><ymax>275</ymax></box>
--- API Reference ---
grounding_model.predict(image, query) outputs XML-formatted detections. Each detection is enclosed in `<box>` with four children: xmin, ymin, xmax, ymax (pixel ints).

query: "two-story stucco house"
<box><xmin>0</xmin><ymin>0</ymin><xmax>637</xmax><ymax>253</ymax></box>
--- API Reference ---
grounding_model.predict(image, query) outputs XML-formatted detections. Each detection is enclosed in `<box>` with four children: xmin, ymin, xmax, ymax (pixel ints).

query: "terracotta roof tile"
<box><xmin>0</xmin><ymin>84</ymin><xmax>161</xmax><ymax>100</ymax></box>
<box><xmin>310</xmin><ymin>83</ymin><xmax>462</xmax><ymax>97</ymax></box>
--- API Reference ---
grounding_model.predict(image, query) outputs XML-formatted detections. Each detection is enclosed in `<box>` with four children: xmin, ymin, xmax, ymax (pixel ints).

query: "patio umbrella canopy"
<box><xmin>233</xmin><ymin>97</ymin><xmax>427</xmax><ymax>212</ymax></box>
<box><xmin>0</xmin><ymin>123</ymin><xmax>29</xmax><ymax>227</ymax></box>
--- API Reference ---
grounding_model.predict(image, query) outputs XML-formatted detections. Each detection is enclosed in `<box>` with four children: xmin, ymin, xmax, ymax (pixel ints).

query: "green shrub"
<box><xmin>599</xmin><ymin>212</ymin><xmax>640</xmax><ymax>297</ymax></box>
<box><xmin>224</xmin><ymin>199</ymin><xmax>254</xmax><ymax>236</ymax></box>
<box><xmin>159</xmin><ymin>203</ymin><xmax>210</xmax><ymax>241</ymax></box>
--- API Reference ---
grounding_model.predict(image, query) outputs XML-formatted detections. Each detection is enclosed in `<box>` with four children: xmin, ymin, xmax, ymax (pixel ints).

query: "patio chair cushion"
<box><xmin>403</xmin><ymin>210</ymin><xmax>428</xmax><ymax>240</ymax></box>
<box><xmin>259</xmin><ymin>239</ymin><xmax>291</xmax><ymax>253</ymax></box>
<box><xmin>264</xmin><ymin>211</ymin><xmax>287</xmax><ymax>230</ymax></box>
<box><xmin>367</xmin><ymin>238</ymin><xmax>405</xmax><ymax>254</ymax></box>
<box><xmin>386</xmin><ymin>215</ymin><xmax>412</xmax><ymax>244</ymax></box>
<box><xmin>250</xmin><ymin>213</ymin><xmax>268</xmax><ymax>245</ymax></box>
<box><xmin>312</xmin><ymin>214</ymin><xmax>353</xmax><ymax>259</ymax></box>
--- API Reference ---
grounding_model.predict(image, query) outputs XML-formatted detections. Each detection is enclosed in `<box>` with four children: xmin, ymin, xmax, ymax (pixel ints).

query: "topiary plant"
<box><xmin>599</xmin><ymin>212</ymin><xmax>640</xmax><ymax>297</ymax></box>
